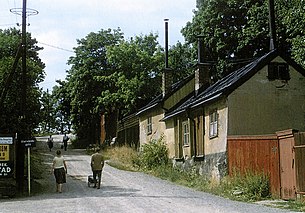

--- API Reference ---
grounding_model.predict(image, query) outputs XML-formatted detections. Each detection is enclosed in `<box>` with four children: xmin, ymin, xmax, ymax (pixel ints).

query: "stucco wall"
<box><xmin>228</xmin><ymin>56</ymin><xmax>305</xmax><ymax>135</ymax></box>
<box><xmin>139</xmin><ymin>108</ymin><xmax>166</xmax><ymax>146</ymax></box>
<box><xmin>164</xmin><ymin>119</ymin><xmax>176</xmax><ymax>158</ymax></box>
<box><xmin>204</xmin><ymin>98</ymin><xmax>228</xmax><ymax>155</ymax></box>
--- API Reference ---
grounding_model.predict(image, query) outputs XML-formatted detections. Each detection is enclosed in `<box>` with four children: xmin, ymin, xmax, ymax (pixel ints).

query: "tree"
<box><xmin>182</xmin><ymin>0</ymin><xmax>257</xmax><ymax>77</ymax></box>
<box><xmin>52</xmin><ymin>80</ymin><xmax>72</xmax><ymax>133</ymax></box>
<box><xmin>102</xmin><ymin>33</ymin><xmax>164</xmax><ymax>116</ymax></box>
<box><xmin>168</xmin><ymin>41</ymin><xmax>196</xmax><ymax>81</ymax></box>
<box><xmin>0</xmin><ymin>27</ymin><xmax>45</xmax><ymax>191</ymax></box>
<box><xmin>65</xmin><ymin>28</ymin><xmax>192</xmax><ymax>146</ymax></box>
<box><xmin>66</xmin><ymin>28</ymin><xmax>124</xmax><ymax>146</ymax></box>
<box><xmin>181</xmin><ymin>0</ymin><xmax>305</xmax><ymax>79</ymax></box>
<box><xmin>39</xmin><ymin>89</ymin><xmax>57</xmax><ymax>133</ymax></box>
<box><xmin>0</xmin><ymin>28</ymin><xmax>45</xmax><ymax>134</ymax></box>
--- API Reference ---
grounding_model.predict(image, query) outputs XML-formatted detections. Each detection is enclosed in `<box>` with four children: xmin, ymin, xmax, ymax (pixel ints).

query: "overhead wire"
<box><xmin>38</xmin><ymin>42</ymin><xmax>74</xmax><ymax>53</ymax></box>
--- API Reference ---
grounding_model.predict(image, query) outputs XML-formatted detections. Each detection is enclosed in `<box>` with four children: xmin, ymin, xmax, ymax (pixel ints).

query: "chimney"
<box><xmin>162</xmin><ymin>19</ymin><xmax>173</xmax><ymax>97</ymax></box>
<box><xmin>195</xmin><ymin>36</ymin><xmax>211</xmax><ymax>93</ymax></box>
<box><xmin>268</xmin><ymin>0</ymin><xmax>276</xmax><ymax>50</ymax></box>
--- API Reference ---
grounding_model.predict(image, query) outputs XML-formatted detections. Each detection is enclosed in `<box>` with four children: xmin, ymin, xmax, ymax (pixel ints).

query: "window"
<box><xmin>147</xmin><ymin>116</ymin><xmax>152</xmax><ymax>135</ymax></box>
<box><xmin>268</xmin><ymin>62</ymin><xmax>290</xmax><ymax>81</ymax></box>
<box><xmin>209</xmin><ymin>111</ymin><xmax>218</xmax><ymax>138</ymax></box>
<box><xmin>182</xmin><ymin>121</ymin><xmax>190</xmax><ymax>146</ymax></box>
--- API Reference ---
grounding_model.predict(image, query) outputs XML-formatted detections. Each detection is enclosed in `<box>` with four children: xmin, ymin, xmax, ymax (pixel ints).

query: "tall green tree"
<box><xmin>102</xmin><ymin>33</ymin><xmax>163</xmax><ymax>116</ymax></box>
<box><xmin>66</xmin><ymin>28</ymin><xmax>124</xmax><ymax>145</ymax></box>
<box><xmin>52</xmin><ymin>80</ymin><xmax>72</xmax><ymax>133</ymax></box>
<box><xmin>0</xmin><ymin>28</ymin><xmax>45</xmax><ymax>134</ymax></box>
<box><xmin>66</xmin><ymin>29</ymin><xmax>184</xmax><ymax>146</ymax></box>
<box><xmin>181</xmin><ymin>0</ymin><xmax>305</xmax><ymax>79</ymax></box>
<box><xmin>39</xmin><ymin>89</ymin><xmax>57</xmax><ymax>133</ymax></box>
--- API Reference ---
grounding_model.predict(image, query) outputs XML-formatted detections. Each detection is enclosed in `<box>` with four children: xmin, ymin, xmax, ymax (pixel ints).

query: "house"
<box><xmin>162</xmin><ymin>49</ymin><xmax>305</xmax><ymax>181</ymax></box>
<box><xmin>116</xmin><ymin>112</ymin><xmax>139</xmax><ymax>148</ymax></box>
<box><xmin>136</xmin><ymin>70</ymin><xmax>195</xmax><ymax>154</ymax></box>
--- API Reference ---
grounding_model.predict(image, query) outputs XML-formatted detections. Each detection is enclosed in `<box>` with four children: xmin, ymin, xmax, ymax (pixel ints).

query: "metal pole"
<box><xmin>268</xmin><ymin>0</ymin><xmax>276</xmax><ymax>50</ymax></box>
<box><xmin>164</xmin><ymin>19</ymin><xmax>169</xmax><ymax>69</ymax></box>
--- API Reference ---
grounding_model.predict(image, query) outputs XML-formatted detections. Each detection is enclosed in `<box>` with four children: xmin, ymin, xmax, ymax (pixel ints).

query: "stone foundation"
<box><xmin>172</xmin><ymin>152</ymin><xmax>227</xmax><ymax>182</ymax></box>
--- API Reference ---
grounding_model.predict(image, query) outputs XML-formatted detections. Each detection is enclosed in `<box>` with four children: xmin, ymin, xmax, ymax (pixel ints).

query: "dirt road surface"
<box><xmin>0</xmin><ymin>136</ymin><xmax>295</xmax><ymax>213</ymax></box>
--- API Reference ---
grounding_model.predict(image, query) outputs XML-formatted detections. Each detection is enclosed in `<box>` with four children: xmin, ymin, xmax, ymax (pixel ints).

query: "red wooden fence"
<box><xmin>227</xmin><ymin>135</ymin><xmax>280</xmax><ymax>197</ymax></box>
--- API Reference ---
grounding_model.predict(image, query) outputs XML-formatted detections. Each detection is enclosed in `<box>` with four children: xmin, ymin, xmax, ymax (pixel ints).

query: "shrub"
<box><xmin>136</xmin><ymin>136</ymin><xmax>169</xmax><ymax>170</ymax></box>
<box><xmin>226</xmin><ymin>171</ymin><xmax>271</xmax><ymax>201</ymax></box>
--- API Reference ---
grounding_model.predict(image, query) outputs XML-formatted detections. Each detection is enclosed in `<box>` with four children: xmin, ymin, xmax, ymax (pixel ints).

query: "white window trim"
<box><xmin>182</xmin><ymin>120</ymin><xmax>190</xmax><ymax>146</ymax></box>
<box><xmin>147</xmin><ymin>116</ymin><xmax>152</xmax><ymax>135</ymax></box>
<box><xmin>209</xmin><ymin>110</ymin><xmax>218</xmax><ymax>138</ymax></box>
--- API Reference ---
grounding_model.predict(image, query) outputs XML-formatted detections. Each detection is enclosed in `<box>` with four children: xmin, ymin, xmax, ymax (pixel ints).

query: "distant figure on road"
<box><xmin>47</xmin><ymin>135</ymin><xmax>53</xmax><ymax>151</ymax></box>
<box><xmin>62</xmin><ymin>133</ymin><xmax>69</xmax><ymax>151</ymax></box>
<box><xmin>52</xmin><ymin>150</ymin><xmax>67</xmax><ymax>193</ymax></box>
<box><xmin>90</xmin><ymin>147</ymin><xmax>104</xmax><ymax>189</ymax></box>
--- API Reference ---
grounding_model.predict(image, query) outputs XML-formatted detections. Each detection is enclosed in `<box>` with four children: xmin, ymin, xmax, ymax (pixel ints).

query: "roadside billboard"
<box><xmin>0</xmin><ymin>136</ymin><xmax>14</xmax><ymax>177</ymax></box>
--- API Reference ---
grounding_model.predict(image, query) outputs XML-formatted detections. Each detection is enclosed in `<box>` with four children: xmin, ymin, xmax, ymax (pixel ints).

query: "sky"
<box><xmin>1</xmin><ymin>0</ymin><xmax>196</xmax><ymax>91</ymax></box>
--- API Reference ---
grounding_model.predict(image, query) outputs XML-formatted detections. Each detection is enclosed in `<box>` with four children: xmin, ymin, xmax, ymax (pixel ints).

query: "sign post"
<box><xmin>21</xmin><ymin>139</ymin><xmax>36</xmax><ymax>196</ymax></box>
<box><xmin>27</xmin><ymin>147</ymin><xmax>30</xmax><ymax>196</ymax></box>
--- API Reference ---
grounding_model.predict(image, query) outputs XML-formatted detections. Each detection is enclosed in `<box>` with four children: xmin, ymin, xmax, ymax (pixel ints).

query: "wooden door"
<box><xmin>278</xmin><ymin>130</ymin><xmax>296</xmax><ymax>200</ymax></box>
<box><xmin>294</xmin><ymin>132</ymin><xmax>305</xmax><ymax>195</ymax></box>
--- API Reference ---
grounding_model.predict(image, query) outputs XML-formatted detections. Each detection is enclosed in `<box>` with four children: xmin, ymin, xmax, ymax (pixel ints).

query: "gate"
<box><xmin>277</xmin><ymin>130</ymin><xmax>297</xmax><ymax>200</ymax></box>
<box><xmin>278</xmin><ymin>130</ymin><xmax>305</xmax><ymax>200</ymax></box>
<box><xmin>294</xmin><ymin>132</ymin><xmax>305</xmax><ymax>197</ymax></box>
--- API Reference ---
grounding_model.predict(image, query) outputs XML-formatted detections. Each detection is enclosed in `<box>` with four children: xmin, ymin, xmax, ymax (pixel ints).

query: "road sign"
<box><xmin>0</xmin><ymin>137</ymin><xmax>13</xmax><ymax>145</ymax></box>
<box><xmin>21</xmin><ymin>139</ymin><xmax>36</xmax><ymax>148</ymax></box>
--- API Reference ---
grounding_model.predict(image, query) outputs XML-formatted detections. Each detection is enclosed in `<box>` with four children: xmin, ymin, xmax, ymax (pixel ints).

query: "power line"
<box><xmin>38</xmin><ymin>42</ymin><xmax>74</xmax><ymax>53</ymax></box>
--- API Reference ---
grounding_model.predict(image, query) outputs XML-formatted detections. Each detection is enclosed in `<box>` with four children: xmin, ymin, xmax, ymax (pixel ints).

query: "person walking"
<box><xmin>47</xmin><ymin>135</ymin><xmax>53</xmax><ymax>152</ymax></box>
<box><xmin>90</xmin><ymin>147</ymin><xmax>104</xmax><ymax>189</ymax></box>
<box><xmin>52</xmin><ymin>150</ymin><xmax>67</xmax><ymax>193</ymax></box>
<box><xmin>62</xmin><ymin>133</ymin><xmax>69</xmax><ymax>151</ymax></box>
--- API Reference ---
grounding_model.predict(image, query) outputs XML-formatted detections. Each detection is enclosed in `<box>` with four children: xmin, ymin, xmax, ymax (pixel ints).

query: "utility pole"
<box><xmin>21</xmin><ymin>0</ymin><xmax>27</xmax><ymax>115</ymax></box>
<box><xmin>10</xmin><ymin>0</ymin><xmax>38</xmax><ymax>193</ymax></box>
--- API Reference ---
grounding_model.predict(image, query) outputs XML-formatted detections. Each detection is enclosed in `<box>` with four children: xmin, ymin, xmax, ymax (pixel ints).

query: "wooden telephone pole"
<box><xmin>21</xmin><ymin>0</ymin><xmax>27</xmax><ymax>113</ymax></box>
<box><xmin>8</xmin><ymin>0</ymin><xmax>38</xmax><ymax>192</ymax></box>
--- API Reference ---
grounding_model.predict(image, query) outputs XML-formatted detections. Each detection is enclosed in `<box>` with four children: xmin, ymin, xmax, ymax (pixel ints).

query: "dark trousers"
<box><xmin>63</xmin><ymin>141</ymin><xmax>67</xmax><ymax>151</ymax></box>
<box><xmin>93</xmin><ymin>170</ymin><xmax>102</xmax><ymax>188</ymax></box>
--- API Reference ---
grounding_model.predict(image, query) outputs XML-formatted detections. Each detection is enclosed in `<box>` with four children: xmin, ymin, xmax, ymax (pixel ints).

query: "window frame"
<box><xmin>147</xmin><ymin>116</ymin><xmax>152</xmax><ymax>135</ymax></box>
<box><xmin>268</xmin><ymin>62</ymin><xmax>290</xmax><ymax>81</ymax></box>
<box><xmin>182</xmin><ymin>120</ymin><xmax>190</xmax><ymax>146</ymax></box>
<box><xmin>209</xmin><ymin>110</ymin><xmax>218</xmax><ymax>138</ymax></box>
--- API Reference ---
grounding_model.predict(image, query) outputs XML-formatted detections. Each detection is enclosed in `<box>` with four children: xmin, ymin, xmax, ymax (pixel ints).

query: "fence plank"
<box><xmin>227</xmin><ymin>135</ymin><xmax>280</xmax><ymax>197</ymax></box>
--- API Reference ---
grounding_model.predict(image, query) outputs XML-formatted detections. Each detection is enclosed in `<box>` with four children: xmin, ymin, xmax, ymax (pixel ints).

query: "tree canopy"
<box><xmin>0</xmin><ymin>28</ymin><xmax>45</xmax><ymax>135</ymax></box>
<box><xmin>58</xmin><ymin>28</ymin><xmax>174</xmax><ymax>145</ymax></box>
<box><xmin>182</xmin><ymin>0</ymin><xmax>305</xmax><ymax>78</ymax></box>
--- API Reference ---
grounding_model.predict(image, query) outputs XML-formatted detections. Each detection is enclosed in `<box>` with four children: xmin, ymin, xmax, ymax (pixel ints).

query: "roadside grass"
<box><xmin>103</xmin><ymin>145</ymin><xmax>138</xmax><ymax>171</ymax></box>
<box><xmin>103</xmin><ymin>144</ymin><xmax>305</xmax><ymax>212</ymax></box>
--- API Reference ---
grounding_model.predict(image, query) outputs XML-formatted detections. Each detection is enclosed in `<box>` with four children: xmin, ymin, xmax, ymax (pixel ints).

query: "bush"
<box><xmin>226</xmin><ymin>171</ymin><xmax>271</xmax><ymax>201</ymax></box>
<box><xmin>136</xmin><ymin>136</ymin><xmax>169</xmax><ymax>170</ymax></box>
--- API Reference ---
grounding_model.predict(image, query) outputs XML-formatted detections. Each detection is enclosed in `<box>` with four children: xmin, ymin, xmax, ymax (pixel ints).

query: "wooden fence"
<box><xmin>227</xmin><ymin>135</ymin><xmax>281</xmax><ymax>197</ymax></box>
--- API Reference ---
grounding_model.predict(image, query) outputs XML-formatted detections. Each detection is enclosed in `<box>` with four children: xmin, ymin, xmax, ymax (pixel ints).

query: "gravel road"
<box><xmin>0</xmin><ymin>136</ymin><xmax>297</xmax><ymax>213</ymax></box>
